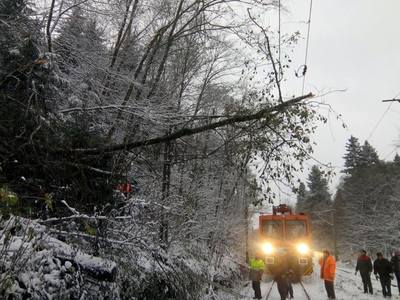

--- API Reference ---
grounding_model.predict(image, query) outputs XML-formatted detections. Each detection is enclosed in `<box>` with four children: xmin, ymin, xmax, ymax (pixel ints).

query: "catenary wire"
<box><xmin>366</xmin><ymin>103</ymin><xmax>393</xmax><ymax>141</ymax></box>
<box><xmin>302</xmin><ymin>0</ymin><xmax>313</xmax><ymax>95</ymax></box>
<box><xmin>278</xmin><ymin>0</ymin><xmax>282</xmax><ymax>79</ymax></box>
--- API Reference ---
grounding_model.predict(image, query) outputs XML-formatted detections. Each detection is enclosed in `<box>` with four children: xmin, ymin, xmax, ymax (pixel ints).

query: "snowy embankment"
<box><xmin>0</xmin><ymin>215</ymin><xmax>246</xmax><ymax>299</ymax></box>
<box><xmin>0</xmin><ymin>217</ymin><xmax>118</xmax><ymax>299</ymax></box>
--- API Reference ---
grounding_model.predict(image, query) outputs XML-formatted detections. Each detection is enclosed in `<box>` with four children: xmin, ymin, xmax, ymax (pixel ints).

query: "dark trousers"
<box><xmin>324</xmin><ymin>280</ymin><xmax>336</xmax><ymax>299</ymax></box>
<box><xmin>276</xmin><ymin>277</ymin><xmax>288</xmax><ymax>300</ymax></box>
<box><xmin>395</xmin><ymin>271</ymin><xmax>400</xmax><ymax>294</ymax></box>
<box><xmin>287</xmin><ymin>279</ymin><xmax>293</xmax><ymax>298</ymax></box>
<box><xmin>360</xmin><ymin>272</ymin><xmax>373</xmax><ymax>294</ymax></box>
<box><xmin>379</xmin><ymin>276</ymin><xmax>392</xmax><ymax>297</ymax></box>
<box><xmin>252</xmin><ymin>280</ymin><xmax>261</xmax><ymax>299</ymax></box>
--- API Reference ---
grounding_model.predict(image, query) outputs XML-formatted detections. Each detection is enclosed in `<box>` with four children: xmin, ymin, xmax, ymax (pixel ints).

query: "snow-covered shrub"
<box><xmin>0</xmin><ymin>216</ymin><xmax>119</xmax><ymax>299</ymax></box>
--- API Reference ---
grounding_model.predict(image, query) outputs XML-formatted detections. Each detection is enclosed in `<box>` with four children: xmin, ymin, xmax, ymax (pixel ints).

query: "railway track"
<box><xmin>264</xmin><ymin>281</ymin><xmax>275</xmax><ymax>300</ymax></box>
<box><xmin>299</xmin><ymin>280</ymin><xmax>312</xmax><ymax>300</ymax></box>
<box><xmin>264</xmin><ymin>280</ymin><xmax>311</xmax><ymax>300</ymax></box>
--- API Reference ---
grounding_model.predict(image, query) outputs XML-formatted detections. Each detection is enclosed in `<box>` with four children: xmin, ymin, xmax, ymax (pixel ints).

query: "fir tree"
<box><xmin>0</xmin><ymin>0</ymin><xmax>50</xmax><ymax>215</ymax></box>
<box><xmin>296</xmin><ymin>182</ymin><xmax>307</xmax><ymax>212</ymax></box>
<box><xmin>307</xmin><ymin>166</ymin><xmax>331</xmax><ymax>200</ymax></box>
<box><xmin>55</xmin><ymin>9</ymin><xmax>105</xmax><ymax>70</ymax></box>
<box><xmin>296</xmin><ymin>182</ymin><xmax>307</xmax><ymax>208</ymax></box>
<box><xmin>0</xmin><ymin>1</ymin><xmax>115</xmax><ymax>217</ymax></box>
<box><xmin>394</xmin><ymin>153</ymin><xmax>400</xmax><ymax>166</ymax></box>
<box><xmin>359</xmin><ymin>140</ymin><xmax>380</xmax><ymax>167</ymax></box>
<box><xmin>343</xmin><ymin>136</ymin><xmax>362</xmax><ymax>173</ymax></box>
<box><xmin>298</xmin><ymin>165</ymin><xmax>332</xmax><ymax>249</ymax></box>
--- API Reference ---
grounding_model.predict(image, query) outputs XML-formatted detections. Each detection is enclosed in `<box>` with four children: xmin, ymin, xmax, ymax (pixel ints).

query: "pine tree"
<box><xmin>300</xmin><ymin>166</ymin><xmax>333</xmax><ymax>249</ymax></box>
<box><xmin>359</xmin><ymin>140</ymin><xmax>380</xmax><ymax>167</ymax></box>
<box><xmin>0</xmin><ymin>1</ymin><xmax>115</xmax><ymax>217</ymax></box>
<box><xmin>343</xmin><ymin>136</ymin><xmax>362</xmax><ymax>173</ymax></box>
<box><xmin>0</xmin><ymin>0</ymin><xmax>50</xmax><ymax>215</ymax></box>
<box><xmin>55</xmin><ymin>9</ymin><xmax>105</xmax><ymax>70</ymax></box>
<box><xmin>296</xmin><ymin>182</ymin><xmax>307</xmax><ymax>211</ymax></box>
<box><xmin>297</xmin><ymin>182</ymin><xmax>307</xmax><ymax>203</ymax></box>
<box><xmin>394</xmin><ymin>153</ymin><xmax>400</xmax><ymax>166</ymax></box>
<box><xmin>307</xmin><ymin>166</ymin><xmax>330</xmax><ymax>199</ymax></box>
<box><xmin>55</xmin><ymin>9</ymin><xmax>108</xmax><ymax>110</ymax></box>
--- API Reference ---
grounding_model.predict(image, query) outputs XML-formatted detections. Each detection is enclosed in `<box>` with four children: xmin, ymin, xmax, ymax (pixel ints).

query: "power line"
<box><xmin>278</xmin><ymin>0</ymin><xmax>281</xmax><ymax>77</ymax></box>
<box><xmin>366</xmin><ymin>90</ymin><xmax>400</xmax><ymax>141</ymax></box>
<box><xmin>374</xmin><ymin>89</ymin><xmax>400</xmax><ymax>156</ymax></box>
<box><xmin>302</xmin><ymin>0</ymin><xmax>313</xmax><ymax>95</ymax></box>
<box><xmin>366</xmin><ymin>102</ymin><xmax>393</xmax><ymax>142</ymax></box>
<box><xmin>383</xmin><ymin>148</ymin><xmax>397</xmax><ymax>160</ymax></box>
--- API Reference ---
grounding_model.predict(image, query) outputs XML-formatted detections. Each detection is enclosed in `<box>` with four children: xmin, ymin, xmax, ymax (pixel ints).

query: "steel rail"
<box><xmin>299</xmin><ymin>280</ymin><xmax>312</xmax><ymax>300</ymax></box>
<box><xmin>264</xmin><ymin>280</ymin><xmax>275</xmax><ymax>300</ymax></box>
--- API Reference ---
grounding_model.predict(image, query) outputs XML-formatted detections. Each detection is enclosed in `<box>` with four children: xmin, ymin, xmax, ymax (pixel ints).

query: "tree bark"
<box><xmin>46</xmin><ymin>0</ymin><xmax>57</xmax><ymax>52</ymax></box>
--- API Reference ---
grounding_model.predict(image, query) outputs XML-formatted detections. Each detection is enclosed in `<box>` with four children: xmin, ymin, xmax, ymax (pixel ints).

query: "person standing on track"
<box><xmin>355</xmin><ymin>249</ymin><xmax>373</xmax><ymax>294</ymax></box>
<box><xmin>319</xmin><ymin>249</ymin><xmax>336</xmax><ymax>299</ymax></box>
<box><xmin>274</xmin><ymin>253</ymin><xmax>293</xmax><ymax>300</ymax></box>
<box><xmin>374</xmin><ymin>252</ymin><xmax>393</xmax><ymax>298</ymax></box>
<box><xmin>390</xmin><ymin>250</ymin><xmax>400</xmax><ymax>295</ymax></box>
<box><xmin>249</xmin><ymin>253</ymin><xmax>265</xmax><ymax>299</ymax></box>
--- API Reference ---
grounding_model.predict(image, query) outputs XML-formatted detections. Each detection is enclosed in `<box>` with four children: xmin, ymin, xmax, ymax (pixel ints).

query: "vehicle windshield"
<box><xmin>261</xmin><ymin>220</ymin><xmax>283</xmax><ymax>239</ymax></box>
<box><xmin>285</xmin><ymin>220</ymin><xmax>307</xmax><ymax>239</ymax></box>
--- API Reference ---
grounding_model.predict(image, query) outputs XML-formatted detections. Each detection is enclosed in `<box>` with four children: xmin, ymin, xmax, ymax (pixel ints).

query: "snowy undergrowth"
<box><xmin>0</xmin><ymin>215</ymin><xmax>245</xmax><ymax>299</ymax></box>
<box><xmin>0</xmin><ymin>216</ymin><xmax>119</xmax><ymax>299</ymax></box>
<box><xmin>113</xmin><ymin>241</ymin><xmax>244</xmax><ymax>299</ymax></box>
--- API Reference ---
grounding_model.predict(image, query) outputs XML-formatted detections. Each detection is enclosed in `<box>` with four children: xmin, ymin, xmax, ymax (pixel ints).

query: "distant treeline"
<box><xmin>297</xmin><ymin>136</ymin><xmax>400</xmax><ymax>259</ymax></box>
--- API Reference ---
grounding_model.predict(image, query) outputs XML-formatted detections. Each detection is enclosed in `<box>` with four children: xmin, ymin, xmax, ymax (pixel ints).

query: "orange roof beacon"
<box><xmin>258</xmin><ymin>204</ymin><xmax>313</xmax><ymax>281</ymax></box>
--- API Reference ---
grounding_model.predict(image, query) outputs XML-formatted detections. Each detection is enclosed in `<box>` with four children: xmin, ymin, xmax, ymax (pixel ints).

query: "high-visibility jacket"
<box><xmin>249</xmin><ymin>258</ymin><xmax>265</xmax><ymax>281</ymax></box>
<box><xmin>250</xmin><ymin>258</ymin><xmax>265</xmax><ymax>271</ymax></box>
<box><xmin>319</xmin><ymin>255</ymin><xmax>336</xmax><ymax>281</ymax></box>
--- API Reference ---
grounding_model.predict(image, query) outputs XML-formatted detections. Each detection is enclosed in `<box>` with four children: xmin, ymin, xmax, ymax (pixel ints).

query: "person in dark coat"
<box><xmin>273</xmin><ymin>251</ymin><xmax>294</xmax><ymax>300</ymax></box>
<box><xmin>374</xmin><ymin>252</ymin><xmax>393</xmax><ymax>298</ymax></box>
<box><xmin>249</xmin><ymin>253</ymin><xmax>265</xmax><ymax>299</ymax></box>
<box><xmin>355</xmin><ymin>249</ymin><xmax>373</xmax><ymax>294</ymax></box>
<box><xmin>390</xmin><ymin>251</ymin><xmax>400</xmax><ymax>295</ymax></box>
<box><xmin>286</xmin><ymin>268</ymin><xmax>294</xmax><ymax>299</ymax></box>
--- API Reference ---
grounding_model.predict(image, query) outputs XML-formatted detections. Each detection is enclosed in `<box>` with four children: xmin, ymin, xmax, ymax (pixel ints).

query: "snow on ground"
<box><xmin>229</xmin><ymin>263</ymin><xmax>400</xmax><ymax>300</ymax></box>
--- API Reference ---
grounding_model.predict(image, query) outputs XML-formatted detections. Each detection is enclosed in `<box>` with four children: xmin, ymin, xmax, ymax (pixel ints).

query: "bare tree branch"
<box><xmin>247</xmin><ymin>8</ymin><xmax>283</xmax><ymax>103</ymax></box>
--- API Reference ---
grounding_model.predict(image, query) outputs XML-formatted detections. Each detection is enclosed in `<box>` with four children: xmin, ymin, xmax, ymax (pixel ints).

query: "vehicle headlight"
<box><xmin>296</xmin><ymin>243</ymin><xmax>309</xmax><ymax>255</ymax></box>
<box><xmin>262</xmin><ymin>243</ymin><xmax>274</xmax><ymax>254</ymax></box>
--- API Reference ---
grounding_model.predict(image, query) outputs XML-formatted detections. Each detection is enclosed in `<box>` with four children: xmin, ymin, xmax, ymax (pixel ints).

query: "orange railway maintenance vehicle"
<box><xmin>258</xmin><ymin>204</ymin><xmax>313</xmax><ymax>280</ymax></box>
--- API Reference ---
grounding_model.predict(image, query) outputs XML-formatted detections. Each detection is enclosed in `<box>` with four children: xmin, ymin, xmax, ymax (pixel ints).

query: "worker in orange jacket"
<box><xmin>319</xmin><ymin>250</ymin><xmax>336</xmax><ymax>299</ymax></box>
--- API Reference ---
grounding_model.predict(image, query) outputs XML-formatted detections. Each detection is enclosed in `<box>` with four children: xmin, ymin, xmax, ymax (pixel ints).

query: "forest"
<box><xmin>0</xmin><ymin>0</ymin><xmax>321</xmax><ymax>298</ymax></box>
<box><xmin>297</xmin><ymin>136</ymin><xmax>400</xmax><ymax>260</ymax></box>
<box><xmin>1</xmin><ymin>0</ymin><xmax>398</xmax><ymax>299</ymax></box>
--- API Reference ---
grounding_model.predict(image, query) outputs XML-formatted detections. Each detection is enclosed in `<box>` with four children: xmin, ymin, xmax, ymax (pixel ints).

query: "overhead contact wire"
<box><xmin>278</xmin><ymin>0</ymin><xmax>282</xmax><ymax>80</ymax></box>
<box><xmin>302</xmin><ymin>0</ymin><xmax>313</xmax><ymax>95</ymax></box>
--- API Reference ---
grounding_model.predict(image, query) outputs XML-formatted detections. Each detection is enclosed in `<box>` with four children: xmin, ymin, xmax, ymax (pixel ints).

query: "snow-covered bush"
<box><xmin>0</xmin><ymin>216</ymin><xmax>119</xmax><ymax>299</ymax></box>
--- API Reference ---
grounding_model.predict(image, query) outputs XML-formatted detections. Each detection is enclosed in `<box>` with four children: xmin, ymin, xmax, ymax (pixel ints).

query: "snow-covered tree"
<box><xmin>394</xmin><ymin>153</ymin><xmax>400</xmax><ymax>166</ymax></box>
<box><xmin>295</xmin><ymin>182</ymin><xmax>307</xmax><ymax>211</ymax></box>
<box><xmin>343</xmin><ymin>135</ymin><xmax>362</xmax><ymax>173</ymax></box>
<box><xmin>359</xmin><ymin>140</ymin><xmax>380</xmax><ymax>167</ymax></box>
<box><xmin>335</xmin><ymin>140</ymin><xmax>400</xmax><ymax>259</ymax></box>
<box><xmin>307</xmin><ymin>166</ymin><xmax>330</xmax><ymax>198</ymax></box>
<box><xmin>296</xmin><ymin>166</ymin><xmax>333</xmax><ymax>249</ymax></box>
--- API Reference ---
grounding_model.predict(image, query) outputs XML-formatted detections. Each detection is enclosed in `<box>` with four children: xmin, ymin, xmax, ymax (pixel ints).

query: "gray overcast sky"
<box><xmin>276</xmin><ymin>0</ymin><xmax>400</xmax><ymax>192</ymax></box>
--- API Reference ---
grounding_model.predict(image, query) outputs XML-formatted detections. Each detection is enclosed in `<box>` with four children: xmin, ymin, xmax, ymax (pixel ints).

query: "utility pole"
<box><xmin>332</xmin><ymin>189</ymin><xmax>344</xmax><ymax>261</ymax></box>
<box><xmin>382</xmin><ymin>99</ymin><xmax>400</xmax><ymax>103</ymax></box>
<box><xmin>332</xmin><ymin>208</ymin><xmax>338</xmax><ymax>261</ymax></box>
<box><xmin>245</xmin><ymin>205</ymin><xmax>249</xmax><ymax>264</ymax></box>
